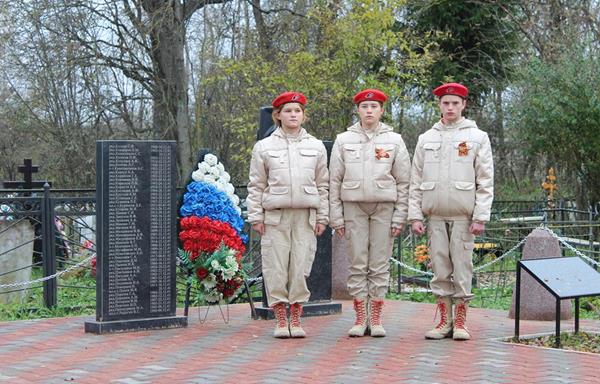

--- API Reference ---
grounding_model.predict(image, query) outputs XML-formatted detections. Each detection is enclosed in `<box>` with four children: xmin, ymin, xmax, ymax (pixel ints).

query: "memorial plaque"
<box><xmin>515</xmin><ymin>257</ymin><xmax>600</xmax><ymax>347</ymax></box>
<box><xmin>85</xmin><ymin>140</ymin><xmax>186</xmax><ymax>333</ymax></box>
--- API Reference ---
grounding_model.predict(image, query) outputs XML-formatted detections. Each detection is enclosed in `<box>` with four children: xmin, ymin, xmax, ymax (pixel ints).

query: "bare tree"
<box><xmin>54</xmin><ymin>0</ymin><xmax>229</xmax><ymax>179</ymax></box>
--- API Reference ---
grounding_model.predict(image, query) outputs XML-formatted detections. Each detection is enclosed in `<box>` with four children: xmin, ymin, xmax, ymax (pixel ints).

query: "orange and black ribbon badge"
<box><xmin>375</xmin><ymin>147</ymin><xmax>390</xmax><ymax>160</ymax></box>
<box><xmin>458</xmin><ymin>141</ymin><xmax>469</xmax><ymax>157</ymax></box>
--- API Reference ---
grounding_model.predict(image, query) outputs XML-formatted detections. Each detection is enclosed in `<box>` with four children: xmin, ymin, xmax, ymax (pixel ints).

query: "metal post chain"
<box><xmin>391</xmin><ymin>235</ymin><xmax>528</xmax><ymax>277</ymax></box>
<box><xmin>538</xmin><ymin>225</ymin><xmax>599</xmax><ymax>266</ymax></box>
<box><xmin>0</xmin><ymin>254</ymin><xmax>95</xmax><ymax>289</ymax></box>
<box><xmin>472</xmin><ymin>236</ymin><xmax>527</xmax><ymax>272</ymax></box>
<box><xmin>390</xmin><ymin>257</ymin><xmax>434</xmax><ymax>276</ymax></box>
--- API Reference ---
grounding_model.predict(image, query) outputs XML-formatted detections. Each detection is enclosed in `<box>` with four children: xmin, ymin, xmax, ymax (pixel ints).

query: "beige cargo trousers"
<box><xmin>261</xmin><ymin>208</ymin><xmax>317</xmax><ymax>306</ymax></box>
<box><xmin>428</xmin><ymin>219</ymin><xmax>475</xmax><ymax>301</ymax></box>
<box><xmin>344</xmin><ymin>201</ymin><xmax>394</xmax><ymax>299</ymax></box>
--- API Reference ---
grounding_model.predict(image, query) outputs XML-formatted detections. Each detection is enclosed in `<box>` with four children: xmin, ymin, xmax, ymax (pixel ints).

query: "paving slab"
<box><xmin>0</xmin><ymin>300</ymin><xmax>599</xmax><ymax>383</ymax></box>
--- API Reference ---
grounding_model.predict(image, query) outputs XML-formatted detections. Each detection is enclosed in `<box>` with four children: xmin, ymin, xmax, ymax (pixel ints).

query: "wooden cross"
<box><xmin>542</xmin><ymin>167</ymin><xmax>558</xmax><ymax>208</ymax></box>
<box><xmin>3</xmin><ymin>158</ymin><xmax>50</xmax><ymax>189</ymax></box>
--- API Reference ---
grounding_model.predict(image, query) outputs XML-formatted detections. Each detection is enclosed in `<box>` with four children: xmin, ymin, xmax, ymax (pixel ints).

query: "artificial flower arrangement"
<box><xmin>178</xmin><ymin>153</ymin><xmax>249</xmax><ymax>304</ymax></box>
<box><xmin>0</xmin><ymin>203</ymin><xmax>14</xmax><ymax>221</ymax></box>
<box><xmin>414</xmin><ymin>244</ymin><xmax>431</xmax><ymax>271</ymax></box>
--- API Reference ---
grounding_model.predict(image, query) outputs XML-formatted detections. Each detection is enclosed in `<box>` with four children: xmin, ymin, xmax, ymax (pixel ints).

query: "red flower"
<box><xmin>179</xmin><ymin>216</ymin><xmax>246</xmax><ymax>260</ymax></box>
<box><xmin>90</xmin><ymin>256</ymin><xmax>97</xmax><ymax>277</ymax></box>
<box><xmin>195</xmin><ymin>268</ymin><xmax>209</xmax><ymax>280</ymax></box>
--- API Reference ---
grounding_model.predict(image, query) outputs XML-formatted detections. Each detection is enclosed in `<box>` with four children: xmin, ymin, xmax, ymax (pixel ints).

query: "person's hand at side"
<box><xmin>411</xmin><ymin>220</ymin><xmax>426</xmax><ymax>235</ymax></box>
<box><xmin>252</xmin><ymin>222</ymin><xmax>265</xmax><ymax>236</ymax></box>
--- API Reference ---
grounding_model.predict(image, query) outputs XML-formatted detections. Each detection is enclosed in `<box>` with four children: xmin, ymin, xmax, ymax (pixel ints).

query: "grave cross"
<box><xmin>3</xmin><ymin>158</ymin><xmax>50</xmax><ymax>190</ymax></box>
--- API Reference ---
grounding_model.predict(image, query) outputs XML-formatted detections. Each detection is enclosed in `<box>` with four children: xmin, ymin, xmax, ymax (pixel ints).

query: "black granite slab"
<box><xmin>85</xmin><ymin>140</ymin><xmax>186</xmax><ymax>333</ymax></box>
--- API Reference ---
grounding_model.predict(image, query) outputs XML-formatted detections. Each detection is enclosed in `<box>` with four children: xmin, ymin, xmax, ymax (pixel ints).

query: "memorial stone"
<box><xmin>85</xmin><ymin>140</ymin><xmax>187</xmax><ymax>333</ymax></box>
<box><xmin>509</xmin><ymin>228</ymin><xmax>572</xmax><ymax>320</ymax></box>
<box><xmin>331</xmin><ymin>234</ymin><xmax>353</xmax><ymax>300</ymax></box>
<box><xmin>0</xmin><ymin>221</ymin><xmax>34</xmax><ymax>304</ymax></box>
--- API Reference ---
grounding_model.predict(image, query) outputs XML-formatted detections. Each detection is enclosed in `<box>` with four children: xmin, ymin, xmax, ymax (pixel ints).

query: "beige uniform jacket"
<box><xmin>408</xmin><ymin>118</ymin><xmax>494</xmax><ymax>223</ymax></box>
<box><xmin>247</xmin><ymin>127</ymin><xmax>329</xmax><ymax>225</ymax></box>
<box><xmin>329</xmin><ymin>122</ymin><xmax>411</xmax><ymax>229</ymax></box>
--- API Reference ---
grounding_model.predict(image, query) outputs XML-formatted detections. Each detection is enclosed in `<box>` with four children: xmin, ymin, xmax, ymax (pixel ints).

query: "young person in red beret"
<box><xmin>329</xmin><ymin>89</ymin><xmax>411</xmax><ymax>337</ymax></box>
<box><xmin>408</xmin><ymin>83</ymin><xmax>494</xmax><ymax>340</ymax></box>
<box><xmin>247</xmin><ymin>92</ymin><xmax>329</xmax><ymax>338</ymax></box>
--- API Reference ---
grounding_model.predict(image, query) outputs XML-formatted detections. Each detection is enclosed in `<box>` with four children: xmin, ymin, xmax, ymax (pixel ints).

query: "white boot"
<box><xmin>424</xmin><ymin>296</ymin><xmax>453</xmax><ymax>340</ymax></box>
<box><xmin>272</xmin><ymin>302</ymin><xmax>290</xmax><ymax>339</ymax></box>
<box><xmin>289</xmin><ymin>303</ymin><xmax>306</xmax><ymax>338</ymax></box>
<box><xmin>369</xmin><ymin>298</ymin><xmax>386</xmax><ymax>337</ymax></box>
<box><xmin>453</xmin><ymin>300</ymin><xmax>471</xmax><ymax>340</ymax></box>
<box><xmin>348</xmin><ymin>298</ymin><xmax>368</xmax><ymax>337</ymax></box>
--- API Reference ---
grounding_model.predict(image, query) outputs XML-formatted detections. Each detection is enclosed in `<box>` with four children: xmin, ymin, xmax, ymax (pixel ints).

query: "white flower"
<box><xmin>191</xmin><ymin>169</ymin><xmax>205</xmax><ymax>182</ymax></box>
<box><xmin>225</xmin><ymin>183</ymin><xmax>235</xmax><ymax>195</ymax></box>
<box><xmin>204</xmin><ymin>291</ymin><xmax>221</xmax><ymax>303</ymax></box>
<box><xmin>216</xmin><ymin>163</ymin><xmax>225</xmax><ymax>173</ymax></box>
<box><xmin>225</xmin><ymin>255</ymin><xmax>239</xmax><ymax>271</ymax></box>
<box><xmin>204</xmin><ymin>174</ymin><xmax>217</xmax><ymax>183</ymax></box>
<box><xmin>235</xmin><ymin>206</ymin><xmax>242</xmax><ymax>216</ymax></box>
<box><xmin>209</xmin><ymin>166</ymin><xmax>221</xmax><ymax>177</ymax></box>
<box><xmin>213</xmin><ymin>181</ymin><xmax>225</xmax><ymax>191</ymax></box>
<box><xmin>231</xmin><ymin>194</ymin><xmax>240</xmax><ymax>206</ymax></box>
<box><xmin>202</xmin><ymin>273</ymin><xmax>217</xmax><ymax>289</ymax></box>
<box><xmin>204</xmin><ymin>154</ymin><xmax>218</xmax><ymax>166</ymax></box>
<box><xmin>197</xmin><ymin>162</ymin><xmax>210</xmax><ymax>173</ymax></box>
<box><xmin>211</xmin><ymin>259</ymin><xmax>222</xmax><ymax>271</ymax></box>
<box><xmin>222</xmin><ymin>269</ymin><xmax>236</xmax><ymax>280</ymax></box>
<box><xmin>220</xmin><ymin>172</ymin><xmax>231</xmax><ymax>183</ymax></box>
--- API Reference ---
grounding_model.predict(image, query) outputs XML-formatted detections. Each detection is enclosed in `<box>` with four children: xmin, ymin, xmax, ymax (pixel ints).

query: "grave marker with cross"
<box><xmin>2</xmin><ymin>159</ymin><xmax>51</xmax><ymax>193</ymax></box>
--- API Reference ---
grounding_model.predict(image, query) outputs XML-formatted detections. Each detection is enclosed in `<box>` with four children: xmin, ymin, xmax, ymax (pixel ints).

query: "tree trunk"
<box><xmin>146</xmin><ymin>2</ymin><xmax>192</xmax><ymax>182</ymax></box>
<box><xmin>493</xmin><ymin>86</ymin><xmax>505</xmax><ymax>182</ymax></box>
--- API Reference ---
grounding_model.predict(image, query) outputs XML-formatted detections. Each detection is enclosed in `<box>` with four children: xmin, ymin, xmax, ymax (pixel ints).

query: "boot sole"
<box><xmin>349</xmin><ymin>326</ymin><xmax>369</xmax><ymax>337</ymax></box>
<box><xmin>425</xmin><ymin>332</ymin><xmax>453</xmax><ymax>340</ymax></box>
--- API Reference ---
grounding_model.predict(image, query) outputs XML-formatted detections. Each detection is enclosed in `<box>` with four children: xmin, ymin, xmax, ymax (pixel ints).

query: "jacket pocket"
<box><xmin>420</xmin><ymin>182</ymin><xmax>437</xmax><ymax>215</ymax></box>
<box><xmin>264</xmin><ymin>210</ymin><xmax>282</xmax><ymax>225</ymax></box>
<box><xmin>266</xmin><ymin>150</ymin><xmax>288</xmax><ymax>169</ymax></box>
<box><xmin>342</xmin><ymin>180</ymin><xmax>361</xmax><ymax>189</ymax></box>
<box><xmin>303</xmin><ymin>185</ymin><xmax>318</xmax><ymax>194</ymax></box>
<box><xmin>343</xmin><ymin>144</ymin><xmax>362</xmax><ymax>162</ymax></box>
<box><xmin>270</xmin><ymin>186</ymin><xmax>289</xmax><ymax>194</ymax></box>
<box><xmin>462</xmin><ymin>231</ymin><xmax>475</xmax><ymax>250</ymax></box>
<box><xmin>375</xmin><ymin>179</ymin><xmax>395</xmax><ymax>189</ymax></box>
<box><xmin>455</xmin><ymin>181</ymin><xmax>475</xmax><ymax>191</ymax></box>
<box><xmin>299</xmin><ymin>149</ymin><xmax>318</xmax><ymax>169</ymax></box>
<box><xmin>423</xmin><ymin>142</ymin><xmax>441</xmax><ymax>163</ymax></box>
<box><xmin>449</xmin><ymin>181</ymin><xmax>475</xmax><ymax>216</ymax></box>
<box><xmin>300</xmin><ymin>149</ymin><xmax>318</xmax><ymax>156</ymax></box>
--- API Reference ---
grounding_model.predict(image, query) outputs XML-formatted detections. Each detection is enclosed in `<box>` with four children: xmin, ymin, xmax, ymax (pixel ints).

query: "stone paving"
<box><xmin>1</xmin><ymin>300</ymin><xmax>599</xmax><ymax>383</ymax></box>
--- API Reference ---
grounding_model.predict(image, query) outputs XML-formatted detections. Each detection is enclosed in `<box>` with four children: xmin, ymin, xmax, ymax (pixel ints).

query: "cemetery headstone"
<box><xmin>85</xmin><ymin>140</ymin><xmax>187</xmax><ymax>333</ymax></box>
<box><xmin>0</xmin><ymin>221</ymin><xmax>34</xmax><ymax>304</ymax></box>
<box><xmin>1</xmin><ymin>158</ymin><xmax>47</xmax><ymax>304</ymax></box>
<box><xmin>509</xmin><ymin>228</ymin><xmax>572</xmax><ymax>320</ymax></box>
<box><xmin>331</xmin><ymin>234</ymin><xmax>353</xmax><ymax>300</ymax></box>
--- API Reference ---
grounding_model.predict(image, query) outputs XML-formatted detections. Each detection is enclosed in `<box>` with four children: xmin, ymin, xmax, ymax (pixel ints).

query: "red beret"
<box><xmin>353</xmin><ymin>89</ymin><xmax>387</xmax><ymax>104</ymax></box>
<box><xmin>271</xmin><ymin>92</ymin><xmax>307</xmax><ymax>108</ymax></box>
<box><xmin>433</xmin><ymin>83</ymin><xmax>469</xmax><ymax>99</ymax></box>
